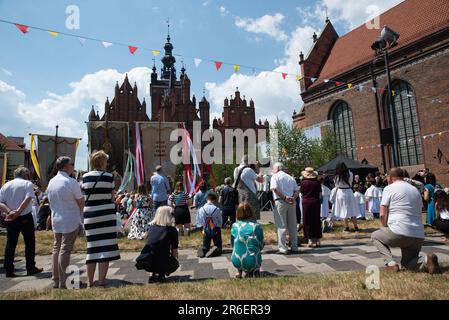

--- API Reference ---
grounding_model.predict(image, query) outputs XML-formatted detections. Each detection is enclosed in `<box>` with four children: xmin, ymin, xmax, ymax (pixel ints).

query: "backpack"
<box><xmin>203</xmin><ymin>207</ymin><xmax>218</xmax><ymax>238</ymax></box>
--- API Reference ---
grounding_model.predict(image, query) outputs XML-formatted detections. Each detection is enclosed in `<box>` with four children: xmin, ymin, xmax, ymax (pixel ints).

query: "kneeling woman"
<box><xmin>231</xmin><ymin>203</ymin><xmax>264</xmax><ymax>278</ymax></box>
<box><xmin>135</xmin><ymin>206</ymin><xmax>179</xmax><ymax>283</ymax></box>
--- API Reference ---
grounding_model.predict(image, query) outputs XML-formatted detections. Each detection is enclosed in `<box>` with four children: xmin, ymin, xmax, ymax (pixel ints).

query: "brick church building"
<box><xmin>293</xmin><ymin>0</ymin><xmax>449</xmax><ymax>185</ymax></box>
<box><xmin>88</xmin><ymin>32</ymin><xmax>268</xmax><ymax>175</ymax></box>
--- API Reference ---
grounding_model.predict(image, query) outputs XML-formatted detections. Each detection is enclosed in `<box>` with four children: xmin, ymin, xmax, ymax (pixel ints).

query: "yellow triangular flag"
<box><xmin>347</xmin><ymin>83</ymin><xmax>353</xmax><ymax>89</ymax></box>
<box><xmin>152</xmin><ymin>50</ymin><xmax>161</xmax><ymax>56</ymax></box>
<box><xmin>392</xmin><ymin>90</ymin><xmax>396</xmax><ymax>96</ymax></box>
<box><xmin>233</xmin><ymin>64</ymin><xmax>240</xmax><ymax>72</ymax></box>
<box><xmin>296</xmin><ymin>75</ymin><xmax>302</xmax><ymax>81</ymax></box>
<box><xmin>48</xmin><ymin>31</ymin><xmax>59</xmax><ymax>37</ymax></box>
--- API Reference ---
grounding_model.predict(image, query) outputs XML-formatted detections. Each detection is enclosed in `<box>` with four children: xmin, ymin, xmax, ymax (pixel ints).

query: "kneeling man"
<box><xmin>371</xmin><ymin>167</ymin><xmax>440</xmax><ymax>273</ymax></box>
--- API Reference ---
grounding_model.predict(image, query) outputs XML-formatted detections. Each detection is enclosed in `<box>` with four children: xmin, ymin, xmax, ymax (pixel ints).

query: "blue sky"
<box><xmin>0</xmin><ymin>0</ymin><xmax>403</xmax><ymax>169</ymax></box>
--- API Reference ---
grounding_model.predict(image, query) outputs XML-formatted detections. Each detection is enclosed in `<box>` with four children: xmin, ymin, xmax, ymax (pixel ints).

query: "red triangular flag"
<box><xmin>215</xmin><ymin>61</ymin><xmax>223</xmax><ymax>71</ymax></box>
<box><xmin>281</xmin><ymin>73</ymin><xmax>287</xmax><ymax>79</ymax></box>
<box><xmin>128</xmin><ymin>46</ymin><xmax>138</xmax><ymax>54</ymax></box>
<box><xmin>15</xmin><ymin>24</ymin><xmax>29</xmax><ymax>34</ymax></box>
<box><xmin>335</xmin><ymin>81</ymin><xmax>343</xmax><ymax>86</ymax></box>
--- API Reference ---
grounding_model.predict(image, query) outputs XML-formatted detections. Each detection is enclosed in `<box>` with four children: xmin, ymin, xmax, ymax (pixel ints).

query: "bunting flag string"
<box><xmin>214</xmin><ymin>61</ymin><xmax>223</xmax><ymax>71</ymax></box>
<box><xmin>350</xmin><ymin>130</ymin><xmax>449</xmax><ymax>151</ymax></box>
<box><xmin>78</xmin><ymin>37</ymin><xmax>86</xmax><ymax>46</ymax></box>
<box><xmin>15</xmin><ymin>23</ymin><xmax>29</xmax><ymax>34</ymax></box>
<box><xmin>1</xmin><ymin>17</ymin><xmax>449</xmax><ymax>104</ymax></box>
<box><xmin>194</xmin><ymin>58</ymin><xmax>202</xmax><ymax>68</ymax></box>
<box><xmin>128</xmin><ymin>46</ymin><xmax>138</xmax><ymax>54</ymax></box>
<box><xmin>102</xmin><ymin>41</ymin><xmax>113</xmax><ymax>48</ymax></box>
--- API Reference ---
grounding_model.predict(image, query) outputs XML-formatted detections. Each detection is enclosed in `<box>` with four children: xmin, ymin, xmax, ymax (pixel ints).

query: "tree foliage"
<box><xmin>309</xmin><ymin>129</ymin><xmax>341</xmax><ymax>169</ymax></box>
<box><xmin>268</xmin><ymin>119</ymin><xmax>340</xmax><ymax>177</ymax></box>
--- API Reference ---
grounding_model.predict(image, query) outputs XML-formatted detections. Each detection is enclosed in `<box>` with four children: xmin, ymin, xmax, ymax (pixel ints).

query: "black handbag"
<box><xmin>232</xmin><ymin>166</ymin><xmax>248</xmax><ymax>205</ymax></box>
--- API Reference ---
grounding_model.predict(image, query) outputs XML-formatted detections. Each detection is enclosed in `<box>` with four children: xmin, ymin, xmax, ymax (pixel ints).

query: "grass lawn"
<box><xmin>1</xmin><ymin>266</ymin><xmax>449</xmax><ymax>300</ymax></box>
<box><xmin>0</xmin><ymin>220</ymin><xmax>390</xmax><ymax>256</ymax></box>
<box><xmin>0</xmin><ymin>218</ymin><xmax>447</xmax><ymax>300</ymax></box>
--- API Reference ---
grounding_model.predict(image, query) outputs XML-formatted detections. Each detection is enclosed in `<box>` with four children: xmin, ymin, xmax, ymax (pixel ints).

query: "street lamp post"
<box><xmin>369</xmin><ymin>64</ymin><xmax>387</xmax><ymax>173</ymax></box>
<box><xmin>383</xmin><ymin>48</ymin><xmax>400</xmax><ymax>167</ymax></box>
<box><xmin>371</xmin><ymin>26</ymin><xmax>400</xmax><ymax>167</ymax></box>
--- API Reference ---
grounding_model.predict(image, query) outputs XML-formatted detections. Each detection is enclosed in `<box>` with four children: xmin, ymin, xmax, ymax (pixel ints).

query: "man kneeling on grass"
<box><xmin>371</xmin><ymin>167</ymin><xmax>440</xmax><ymax>274</ymax></box>
<box><xmin>197</xmin><ymin>192</ymin><xmax>222</xmax><ymax>258</ymax></box>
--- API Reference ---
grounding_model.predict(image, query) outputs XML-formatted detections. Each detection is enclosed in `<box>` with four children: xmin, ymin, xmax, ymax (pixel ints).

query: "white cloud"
<box><xmin>1</xmin><ymin>67</ymin><xmax>13</xmax><ymax>77</ymax></box>
<box><xmin>207</xmin><ymin>1</ymin><xmax>404</xmax><ymax>126</ymax></box>
<box><xmin>202</xmin><ymin>0</ymin><xmax>211</xmax><ymax>6</ymax></box>
<box><xmin>219</xmin><ymin>6</ymin><xmax>230</xmax><ymax>17</ymax></box>
<box><xmin>0</xmin><ymin>67</ymin><xmax>152</xmax><ymax>170</ymax></box>
<box><xmin>0</xmin><ymin>81</ymin><xmax>27</xmax><ymax>134</ymax></box>
<box><xmin>235</xmin><ymin>13</ymin><xmax>288</xmax><ymax>42</ymax></box>
<box><xmin>297</xmin><ymin>0</ymin><xmax>405</xmax><ymax>30</ymax></box>
<box><xmin>323</xmin><ymin>0</ymin><xmax>404</xmax><ymax>29</ymax></box>
<box><xmin>205</xmin><ymin>25</ymin><xmax>317</xmax><ymax>125</ymax></box>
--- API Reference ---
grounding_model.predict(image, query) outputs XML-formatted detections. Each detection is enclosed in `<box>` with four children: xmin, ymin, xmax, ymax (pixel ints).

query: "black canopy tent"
<box><xmin>317</xmin><ymin>154</ymin><xmax>378</xmax><ymax>177</ymax></box>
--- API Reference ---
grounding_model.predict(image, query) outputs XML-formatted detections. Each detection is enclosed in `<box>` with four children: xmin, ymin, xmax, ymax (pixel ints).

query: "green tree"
<box><xmin>269</xmin><ymin>118</ymin><xmax>311</xmax><ymax>177</ymax></box>
<box><xmin>309</xmin><ymin>129</ymin><xmax>341</xmax><ymax>168</ymax></box>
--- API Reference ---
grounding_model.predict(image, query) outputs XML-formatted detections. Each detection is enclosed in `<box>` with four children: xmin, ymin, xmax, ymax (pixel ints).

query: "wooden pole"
<box><xmin>55</xmin><ymin>125</ymin><xmax>59</xmax><ymax>159</ymax></box>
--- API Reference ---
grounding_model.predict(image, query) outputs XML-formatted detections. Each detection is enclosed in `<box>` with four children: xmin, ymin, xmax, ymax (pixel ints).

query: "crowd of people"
<box><xmin>1</xmin><ymin>151</ymin><xmax>448</xmax><ymax>287</ymax></box>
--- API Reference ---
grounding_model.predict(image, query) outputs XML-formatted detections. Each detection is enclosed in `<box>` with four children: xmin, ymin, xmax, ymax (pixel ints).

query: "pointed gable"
<box><xmin>305</xmin><ymin>0</ymin><xmax>449</xmax><ymax>89</ymax></box>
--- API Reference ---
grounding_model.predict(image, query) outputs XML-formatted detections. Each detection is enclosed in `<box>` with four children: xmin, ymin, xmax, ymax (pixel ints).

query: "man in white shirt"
<box><xmin>371</xmin><ymin>167</ymin><xmax>440</xmax><ymax>273</ymax></box>
<box><xmin>270</xmin><ymin>162</ymin><xmax>300</xmax><ymax>254</ymax></box>
<box><xmin>46</xmin><ymin>156</ymin><xmax>85</xmax><ymax>288</ymax></box>
<box><xmin>0</xmin><ymin>166</ymin><xmax>43</xmax><ymax>277</ymax></box>
<box><xmin>233</xmin><ymin>155</ymin><xmax>264</xmax><ymax>220</ymax></box>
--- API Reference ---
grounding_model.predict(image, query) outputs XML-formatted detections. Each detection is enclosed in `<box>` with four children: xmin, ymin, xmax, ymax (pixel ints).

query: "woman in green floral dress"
<box><xmin>231</xmin><ymin>203</ymin><xmax>264</xmax><ymax>278</ymax></box>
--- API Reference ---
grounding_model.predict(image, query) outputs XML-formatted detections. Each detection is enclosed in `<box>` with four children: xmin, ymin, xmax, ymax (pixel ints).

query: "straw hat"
<box><xmin>301</xmin><ymin>167</ymin><xmax>318</xmax><ymax>179</ymax></box>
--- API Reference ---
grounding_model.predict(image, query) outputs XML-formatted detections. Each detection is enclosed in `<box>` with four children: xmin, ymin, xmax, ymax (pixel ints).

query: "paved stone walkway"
<box><xmin>1</xmin><ymin>235</ymin><xmax>449</xmax><ymax>293</ymax></box>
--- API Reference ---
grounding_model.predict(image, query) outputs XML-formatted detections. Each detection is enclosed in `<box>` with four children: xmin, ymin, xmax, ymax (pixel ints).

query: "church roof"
<box><xmin>0</xmin><ymin>133</ymin><xmax>24</xmax><ymax>151</ymax></box>
<box><xmin>309</xmin><ymin>0</ymin><xmax>449</xmax><ymax>88</ymax></box>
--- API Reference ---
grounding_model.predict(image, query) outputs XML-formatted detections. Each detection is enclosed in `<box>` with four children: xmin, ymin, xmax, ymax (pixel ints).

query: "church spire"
<box><xmin>161</xmin><ymin>18</ymin><xmax>176</xmax><ymax>80</ymax></box>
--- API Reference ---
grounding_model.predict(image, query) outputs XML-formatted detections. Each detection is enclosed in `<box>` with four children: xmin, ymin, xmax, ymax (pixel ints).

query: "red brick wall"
<box><xmin>294</xmin><ymin>50</ymin><xmax>449</xmax><ymax>186</ymax></box>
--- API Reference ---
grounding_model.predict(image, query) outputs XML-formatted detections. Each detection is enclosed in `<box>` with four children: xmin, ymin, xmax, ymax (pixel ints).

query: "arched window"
<box><xmin>330</xmin><ymin>101</ymin><xmax>356</xmax><ymax>159</ymax></box>
<box><xmin>385</xmin><ymin>81</ymin><xmax>423</xmax><ymax>166</ymax></box>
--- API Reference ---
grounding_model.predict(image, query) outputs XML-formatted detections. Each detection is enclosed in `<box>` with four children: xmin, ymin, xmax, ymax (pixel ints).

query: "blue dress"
<box><xmin>425</xmin><ymin>184</ymin><xmax>435</xmax><ymax>225</ymax></box>
<box><xmin>231</xmin><ymin>220</ymin><xmax>264</xmax><ymax>272</ymax></box>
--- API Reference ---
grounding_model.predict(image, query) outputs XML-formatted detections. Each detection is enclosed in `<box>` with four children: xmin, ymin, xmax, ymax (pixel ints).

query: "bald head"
<box><xmin>388</xmin><ymin>167</ymin><xmax>405</xmax><ymax>183</ymax></box>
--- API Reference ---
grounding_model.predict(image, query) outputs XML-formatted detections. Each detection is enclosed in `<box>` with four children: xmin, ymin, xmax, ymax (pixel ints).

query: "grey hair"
<box><xmin>55</xmin><ymin>156</ymin><xmax>72</xmax><ymax>171</ymax></box>
<box><xmin>154</xmin><ymin>206</ymin><xmax>175</xmax><ymax>227</ymax></box>
<box><xmin>273</xmin><ymin>162</ymin><xmax>284</xmax><ymax>171</ymax></box>
<box><xmin>224</xmin><ymin>177</ymin><xmax>232</xmax><ymax>185</ymax></box>
<box><xmin>14</xmin><ymin>166</ymin><xmax>30</xmax><ymax>179</ymax></box>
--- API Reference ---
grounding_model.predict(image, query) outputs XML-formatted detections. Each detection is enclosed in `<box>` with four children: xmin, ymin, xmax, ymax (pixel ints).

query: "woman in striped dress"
<box><xmin>168</xmin><ymin>182</ymin><xmax>192</xmax><ymax>236</ymax></box>
<box><xmin>82</xmin><ymin>150</ymin><xmax>120</xmax><ymax>288</ymax></box>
